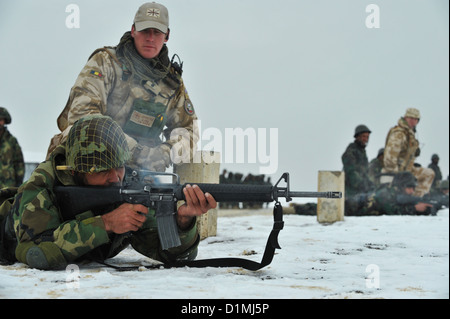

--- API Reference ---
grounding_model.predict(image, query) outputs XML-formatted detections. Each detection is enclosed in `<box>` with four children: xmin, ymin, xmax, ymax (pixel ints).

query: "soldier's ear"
<box><xmin>165</xmin><ymin>28</ymin><xmax>170</xmax><ymax>41</ymax></box>
<box><xmin>131</xmin><ymin>24</ymin><xmax>136</xmax><ymax>38</ymax></box>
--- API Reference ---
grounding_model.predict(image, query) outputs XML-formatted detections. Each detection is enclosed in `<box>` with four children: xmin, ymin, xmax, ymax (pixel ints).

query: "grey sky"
<box><xmin>1</xmin><ymin>0</ymin><xmax>448</xmax><ymax>192</ymax></box>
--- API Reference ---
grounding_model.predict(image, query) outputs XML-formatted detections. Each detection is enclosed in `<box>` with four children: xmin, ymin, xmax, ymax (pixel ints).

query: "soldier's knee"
<box><xmin>16</xmin><ymin>242</ymin><xmax>67</xmax><ymax>270</ymax></box>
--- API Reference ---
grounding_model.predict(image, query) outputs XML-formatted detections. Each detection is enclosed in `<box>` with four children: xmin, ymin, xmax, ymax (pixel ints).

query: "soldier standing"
<box><xmin>381</xmin><ymin>108</ymin><xmax>435</xmax><ymax>197</ymax></box>
<box><xmin>46</xmin><ymin>2</ymin><xmax>198</xmax><ymax>172</ymax></box>
<box><xmin>342</xmin><ymin>125</ymin><xmax>375</xmax><ymax>197</ymax></box>
<box><xmin>0</xmin><ymin>107</ymin><xmax>25</xmax><ymax>188</ymax></box>
<box><xmin>428</xmin><ymin>154</ymin><xmax>442</xmax><ymax>191</ymax></box>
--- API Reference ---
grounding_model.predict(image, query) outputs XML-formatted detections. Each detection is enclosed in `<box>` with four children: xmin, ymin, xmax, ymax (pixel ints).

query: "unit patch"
<box><xmin>90</xmin><ymin>70</ymin><xmax>103</xmax><ymax>78</ymax></box>
<box><xmin>184</xmin><ymin>101</ymin><xmax>194</xmax><ymax>115</ymax></box>
<box><xmin>184</xmin><ymin>89</ymin><xmax>195</xmax><ymax>115</ymax></box>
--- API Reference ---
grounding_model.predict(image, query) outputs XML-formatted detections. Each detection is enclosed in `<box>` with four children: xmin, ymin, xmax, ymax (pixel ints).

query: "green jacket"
<box><xmin>0</xmin><ymin>128</ymin><xmax>25</xmax><ymax>188</ymax></box>
<box><xmin>5</xmin><ymin>144</ymin><xmax>199</xmax><ymax>269</ymax></box>
<box><xmin>342</xmin><ymin>141</ymin><xmax>374</xmax><ymax>197</ymax></box>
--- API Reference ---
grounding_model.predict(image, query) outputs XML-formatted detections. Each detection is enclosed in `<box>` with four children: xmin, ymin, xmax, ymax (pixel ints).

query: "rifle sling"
<box><xmin>97</xmin><ymin>202</ymin><xmax>284</xmax><ymax>271</ymax></box>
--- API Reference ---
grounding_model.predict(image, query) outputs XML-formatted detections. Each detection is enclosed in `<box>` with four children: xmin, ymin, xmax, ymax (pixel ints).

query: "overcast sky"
<box><xmin>1</xmin><ymin>0</ymin><xmax>448</xmax><ymax>192</ymax></box>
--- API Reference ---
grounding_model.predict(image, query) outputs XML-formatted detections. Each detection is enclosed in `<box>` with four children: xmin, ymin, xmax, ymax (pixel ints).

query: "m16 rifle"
<box><xmin>55</xmin><ymin>170</ymin><xmax>341</xmax><ymax>270</ymax></box>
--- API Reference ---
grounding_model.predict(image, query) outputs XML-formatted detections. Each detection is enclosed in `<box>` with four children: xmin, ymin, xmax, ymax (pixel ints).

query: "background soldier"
<box><xmin>428</xmin><ymin>154</ymin><xmax>442</xmax><ymax>191</ymax></box>
<box><xmin>347</xmin><ymin>172</ymin><xmax>437</xmax><ymax>216</ymax></box>
<box><xmin>429</xmin><ymin>179</ymin><xmax>449</xmax><ymax>210</ymax></box>
<box><xmin>342</xmin><ymin>125</ymin><xmax>375</xmax><ymax>213</ymax></box>
<box><xmin>0</xmin><ymin>107</ymin><xmax>25</xmax><ymax>188</ymax></box>
<box><xmin>368</xmin><ymin>148</ymin><xmax>384</xmax><ymax>188</ymax></box>
<box><xmin>381</xmin><ymin>108</ymin><xmax>435</xmax><ymax>197</ymax></box>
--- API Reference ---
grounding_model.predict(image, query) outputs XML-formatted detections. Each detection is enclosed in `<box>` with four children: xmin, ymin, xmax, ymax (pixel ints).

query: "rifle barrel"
<box><xmin>288</xmin><ymin>191</ymin><xmax>342</xmax><ymax>199</ymax></box>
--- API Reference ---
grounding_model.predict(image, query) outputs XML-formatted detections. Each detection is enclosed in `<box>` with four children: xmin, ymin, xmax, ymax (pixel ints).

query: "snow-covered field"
<box><xmin>1</xmin><ymin>207</ymin><xmax>448</xmax><ymax>301</ymax></box>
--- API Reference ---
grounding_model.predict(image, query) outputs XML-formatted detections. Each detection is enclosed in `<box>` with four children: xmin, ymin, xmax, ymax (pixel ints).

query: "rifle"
<box><xmin>55</xmin><ymin>170</ymin><xmax>341</xmax><ymax>264</ymax></box>
<box><xmin>396</xmin><ymin>193</ymin><xmax>442</xmax><ymax>215</ymax></box>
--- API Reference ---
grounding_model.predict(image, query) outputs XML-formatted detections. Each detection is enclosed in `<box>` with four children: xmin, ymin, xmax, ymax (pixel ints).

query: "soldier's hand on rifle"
<box><xmin>415</xmin><ymin>202</ymin><xmax>433</xmax><ymax>213</ymax></box>
<box><xmin>177</xmin><ymin>184</ymin><xmax>217</xmax><ymax>230</ymax></box>
<box><xmin>101</xmin><ymin>203</ymin><xmax>148</xmax><ymax>234</ymax></box>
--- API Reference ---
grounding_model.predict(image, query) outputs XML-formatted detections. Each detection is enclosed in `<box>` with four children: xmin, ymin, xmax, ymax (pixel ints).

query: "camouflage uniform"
<box><xmin>360</xmin><ymin>186</ymin><xmax>420</xmax><ymax>215</ymax></box>
<box><xmin>346</xmin><ymin>172</ymin><xmax>436</xmax><ymax>216</ymax></box>
<box><xmin>0</xmin><ymin>107</ymin><xmax>25</xmax><ymax>188</ymax></box>
<box><xmin>46</xmin><ymin>32</ymin><xmax>198</xmax><ymax>172</ymax></box>
<box><xmin>368</xmin><ymin>148</ymin><xmax>384</xmax><ymax>187</ymax></box>
<box><xmin>342</xmin><ymin>141</ymin><xmax>374</xmax><ymax>197</ymax></box>
<box><xmin>0</xmin><ymin>116</ymin><xmax>199</xmax><ymax>269</ymax></box>
<box><xmin>428</xmin><ymin>154</ymin><xmax>442</xmax><ymax>191</ymax></box>
<box><xmin>381</xmin><ymin>109</ymin><xmax>434</xmax><ymax>197</ymax></box>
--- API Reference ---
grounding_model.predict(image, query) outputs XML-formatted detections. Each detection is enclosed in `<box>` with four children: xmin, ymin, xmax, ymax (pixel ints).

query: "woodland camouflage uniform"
<box><xmin>342</xmin><ymin>125</ymin><xmax>374</xmax><ymax>197</ymax></box>
<box><xmin>0</xmin><ymin>115</ymin><xmax>199</xmax><ymax>269</ymax></box>
<box><xmin>0</xmin><ymin>107</ymin><xmax>25</xmax><ymax>188</ymax></box>
<box><xmin>381</xmin><ymin>108</ymin><xmax>434</xmax><ymax>197</ymax></box>
<box><xmin>368</xmin><ymin>148</ymin><xmax>384</xmax><ymax>188</ymax></box>
<box><xmin>346</xmin><ymin>172</ymin><xmax>438</xmax><ymax>216</ymax></box>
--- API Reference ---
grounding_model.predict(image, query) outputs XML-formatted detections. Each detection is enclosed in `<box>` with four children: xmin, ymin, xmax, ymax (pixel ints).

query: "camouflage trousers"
<box><xmin>411</xmin><ymin>166</ymin><xmax>435</xmax><ymax>197</ymax></box>
<box><xmin>380</xmin><ymin>167</ymin><xmax>435</xmax><ymax>197</ymax></box>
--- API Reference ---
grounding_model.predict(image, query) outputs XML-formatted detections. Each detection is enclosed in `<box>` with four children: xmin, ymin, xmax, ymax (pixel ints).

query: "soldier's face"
<box><xmin>131</xmin><ymin>26</ymin><xmax>168</xmax><ymax>59</ymax></box>
<box><xmin>405</xmin><ymin>117</ymin><xmax>419</xmax><ymax>129</ymax></box>
<box><xmin>356</xmin><ymin>132</ymin><xmax>370</xmax><ymax>146</ymax></box>
<box><xmin>83</xmin><ymin>167</ymin><xmax>125</xmax><ymax>186</ymax></box>
<box><xmin>0</xmin><ymin>118</ymin><xmax>4</xmax><ymax>129</ymax></box>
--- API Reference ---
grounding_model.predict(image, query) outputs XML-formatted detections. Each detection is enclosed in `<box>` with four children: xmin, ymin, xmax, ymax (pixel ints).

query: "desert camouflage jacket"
<box><xmin>383</xmin><ymin>117</ymin><xmax>419</xmax><ymax>174</ymax></box>
<box><xmin>7</xmin><ymin>144</ymin><xmax>199</xmax><ymax>269</ymax></box>
<box><xmin>47</xmin><ymin>38</ymin><xmax>198</xmax><ymax>170</ymax></box>
<box><xmin>0</xmin><ymin>128</ymin><xmax>25</xmax><ymax>188</ymax></box>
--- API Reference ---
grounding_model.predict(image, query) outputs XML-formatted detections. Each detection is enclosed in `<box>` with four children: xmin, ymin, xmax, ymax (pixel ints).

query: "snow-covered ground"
<box><xmin>1</xmin><ymin>207</ymin><xmax>448</xmax><ymax>300</ymax></box>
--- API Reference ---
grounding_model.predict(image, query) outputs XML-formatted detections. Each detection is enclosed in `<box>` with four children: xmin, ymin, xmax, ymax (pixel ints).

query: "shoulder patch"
<box><xmin>184</xmin><ymin>100</ymin><xmax>195</xmax><ymax>116</ymax></box>
<box><xmin>183</xmin><ymin>88</ymin><xmax>195</xmax><ymax>115</ymax></box>
<box><xmin>90</xmin><ymin>70</ymin><xmax>103</xmax><ymax>78</ymax></box>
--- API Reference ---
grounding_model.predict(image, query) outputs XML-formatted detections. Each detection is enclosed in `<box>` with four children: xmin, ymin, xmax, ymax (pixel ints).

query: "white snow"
<box><xmin>1</xmin><ymin>207</ymin><xmax>448</xmax><ymax>300</ymax></box>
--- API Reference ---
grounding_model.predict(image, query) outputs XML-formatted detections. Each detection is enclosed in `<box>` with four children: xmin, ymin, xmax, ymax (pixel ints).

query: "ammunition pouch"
<box><xmin>123</xmin><ymin>98</ymin><xmax>168</xmax><ymax>141</ymax></box>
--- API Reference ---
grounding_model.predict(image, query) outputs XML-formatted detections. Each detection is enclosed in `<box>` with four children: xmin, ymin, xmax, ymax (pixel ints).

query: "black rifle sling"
<box><xmin>98</xmin><ymin>202</ymin><xmax>284</xmax><ymax>271</ymax></box>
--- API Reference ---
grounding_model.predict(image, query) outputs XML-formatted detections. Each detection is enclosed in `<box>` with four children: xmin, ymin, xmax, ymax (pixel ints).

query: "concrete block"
<box><xmin>317</xmin><ymin>171</ymin><xmax>345</xmax><ymax>223</ymax></box>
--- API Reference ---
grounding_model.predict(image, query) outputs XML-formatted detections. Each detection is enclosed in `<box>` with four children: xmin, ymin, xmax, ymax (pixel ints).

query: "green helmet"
<box><xmin>354</xmin><ymin>124</ymin><xmax>371</xmax><ymax>138</ymax></box>
<box><xmin>0</xmin><ymin>107</ymin><xmax>12</xmax><ymax>124</ymax></box>
<box><xmin>392</xmin><ymin>172</ymin><xmax>417</xmax><ymax>189</ymax></box>
<box><xmin>66</xmin><ymin>115</ymin><xmax>130</xmax><ymax>173</ymax></box>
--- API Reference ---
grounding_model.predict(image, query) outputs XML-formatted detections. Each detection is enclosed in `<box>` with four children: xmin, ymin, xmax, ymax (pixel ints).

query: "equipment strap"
<box><xmin>98</xmin><ymin>202</ymin><xmax>284</xmax><ymax>271</ymax></box>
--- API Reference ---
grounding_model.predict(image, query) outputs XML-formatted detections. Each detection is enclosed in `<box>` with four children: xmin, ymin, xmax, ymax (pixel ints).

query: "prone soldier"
<box><xmin>0</xmin><ymin>115</ymin><xmax>216</xmax><ymax>269</ymax></box>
